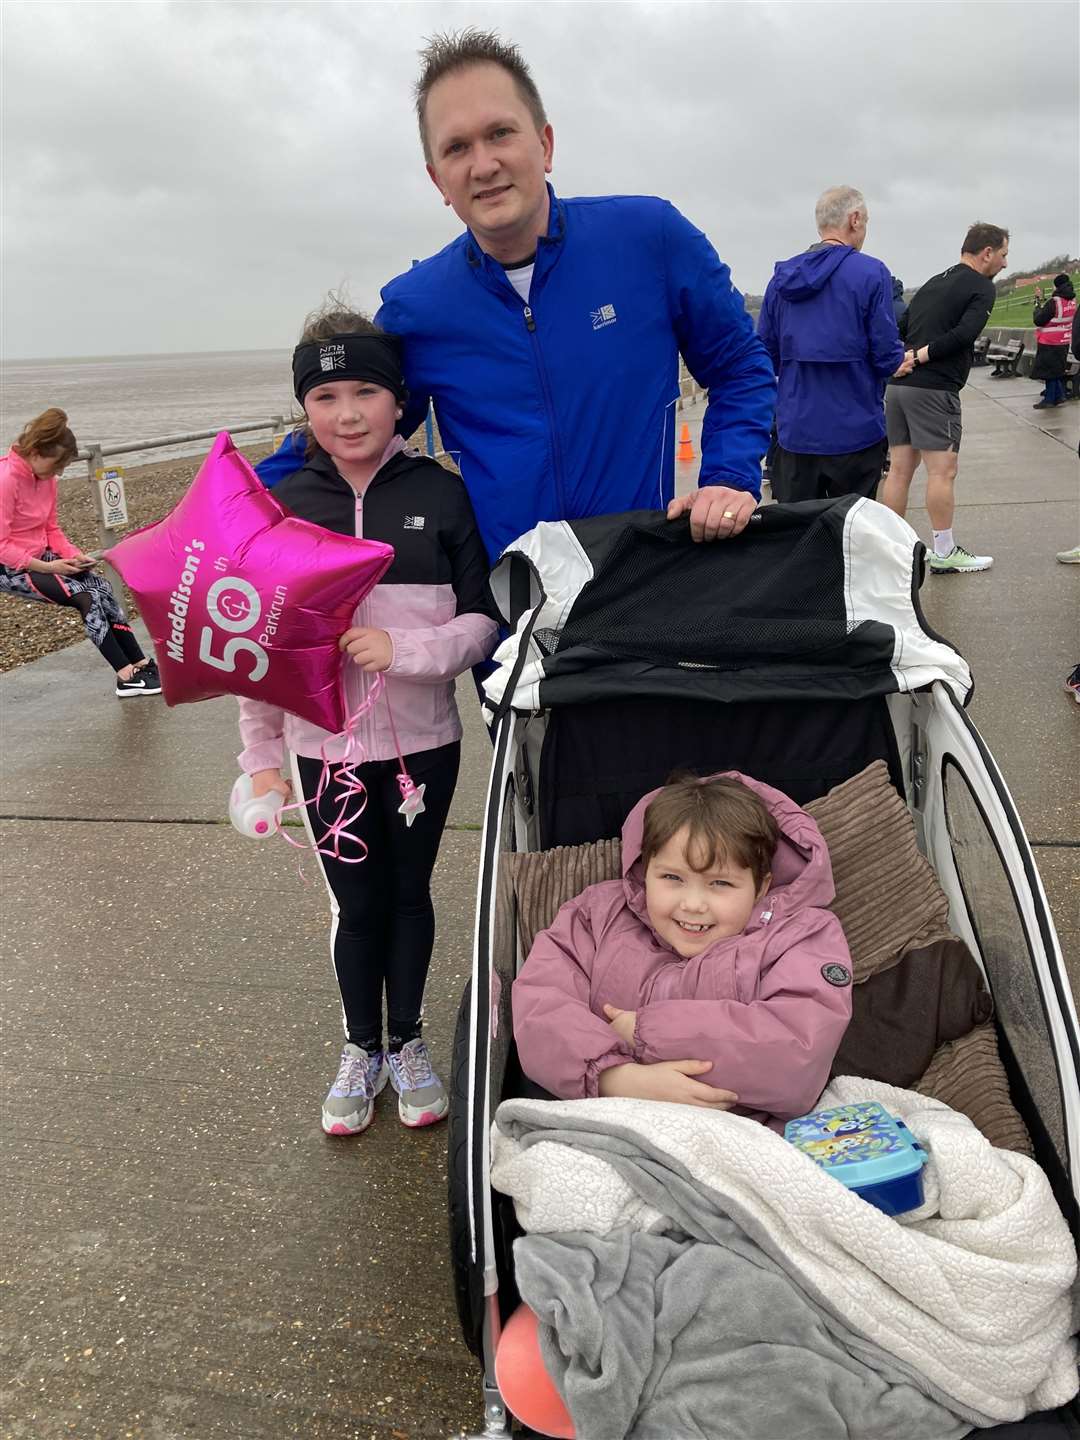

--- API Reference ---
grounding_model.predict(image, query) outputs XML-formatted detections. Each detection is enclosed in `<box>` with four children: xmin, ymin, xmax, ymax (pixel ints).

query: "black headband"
<box><xmin>292</xmin><ymin>332</ymin><xmax>408</xmax><ymax>405</ymax></box>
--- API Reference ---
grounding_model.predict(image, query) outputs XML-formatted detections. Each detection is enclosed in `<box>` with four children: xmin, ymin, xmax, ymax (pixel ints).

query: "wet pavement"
<box><xmin>2</xmin><ymin>367</ymin><xmax>1078</xmax><ymax>1439</ymax></box>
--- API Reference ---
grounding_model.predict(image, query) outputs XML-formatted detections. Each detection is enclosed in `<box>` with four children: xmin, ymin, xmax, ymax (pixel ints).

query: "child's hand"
<box><xmin>340</xmin><ymin>626</ymin><xmax>393</xmax><ymax>672</ymax></box>
<box><xmin>603</xmin><ymin>1003</ymin><xmax>637</xmax><ymax>1046</ymax></box>
<box><xmin>251</xmin><ymin>769</ymin><xmax>291</xmax><ymax>801</ymax></box>
<box><xmin>598</xmin><ymin>1060</ymin><xmax>738</xmax><ymax>1109</ymax></box>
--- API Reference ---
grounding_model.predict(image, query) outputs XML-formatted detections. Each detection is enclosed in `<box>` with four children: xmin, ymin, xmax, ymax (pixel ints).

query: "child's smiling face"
<box><xmin>303</xmin><ymin>379</ymin><xmax>399</xmax><ymax>471</ymax></box>
<box><xmin>644</xmin><ymin>826</ymin><xmax>769</xmax><ymax>958</ymax></box>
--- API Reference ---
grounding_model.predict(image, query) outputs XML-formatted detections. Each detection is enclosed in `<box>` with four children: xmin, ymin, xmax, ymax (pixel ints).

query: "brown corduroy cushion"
<box><xmin>831</xmin><ymin>937</ymin><xmax>993</xmax><ymax>1089</ymax></box>
<box><xmin>509</xmin><ymin>839</ymin><xmax>623</xmax><ymax>961</ymax></box>
<box><xmin>804</xmin><ymin>760</ymin><xmax>953</xmax><ymax>982</ymax></box>
<box><xmin>915</xmin><ymin>1023</ymin><xmax>1033</xmax><ymax>1155</ymax></box>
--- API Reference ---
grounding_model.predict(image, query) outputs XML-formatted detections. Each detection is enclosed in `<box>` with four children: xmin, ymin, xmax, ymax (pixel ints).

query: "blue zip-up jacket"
<box><xmin>757</xmin><ymin>245</ymin><xmax>903</xmax><ymax>456</ymax></box>
<box><xmin>375</xmin><ymin>187</ymin><xmax>774</xmax><ymax>561</ymax></box>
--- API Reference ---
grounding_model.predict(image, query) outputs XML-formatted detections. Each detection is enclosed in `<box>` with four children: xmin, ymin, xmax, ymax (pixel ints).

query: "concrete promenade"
<box><xmin>2</xmin><ymin>367</ymin><xmax>1078</xmax><ymax>1439</ymax></box>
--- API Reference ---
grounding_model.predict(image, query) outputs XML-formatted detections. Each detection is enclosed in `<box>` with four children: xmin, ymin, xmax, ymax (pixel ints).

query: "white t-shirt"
<box><xmin>504</xmin><ymin>262</ymin><xmax>534</xmax><ymax>303</ymax></box>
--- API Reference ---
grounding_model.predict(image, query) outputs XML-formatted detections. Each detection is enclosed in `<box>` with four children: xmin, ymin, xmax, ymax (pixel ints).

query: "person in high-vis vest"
<box><xmin>1031</xmin><ymin>273</ymin><xmax>1077</xmax><ymax>410</ymax></box>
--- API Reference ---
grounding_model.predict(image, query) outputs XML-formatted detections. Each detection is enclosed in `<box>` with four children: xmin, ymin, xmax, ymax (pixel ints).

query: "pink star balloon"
<box><xmin>105</xmin><ymin>432</ymin><xmax>394</xmax><ymax>733</ymax></box>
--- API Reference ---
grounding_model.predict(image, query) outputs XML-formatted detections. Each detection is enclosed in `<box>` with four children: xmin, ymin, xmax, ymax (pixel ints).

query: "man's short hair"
<box><xmin>815</xmin><ymin>186</ymin><xmax>866</xmax><ymax>234</ymax></box>
<box><xmin>961</xmin><ymin>223</ymin><xmax>1009</xmax><ymax>255</ymax></box>
<box><xmin>415</xmin><ymin>28</ymin><xmax>548</xmax><ymax>162</ymax></box>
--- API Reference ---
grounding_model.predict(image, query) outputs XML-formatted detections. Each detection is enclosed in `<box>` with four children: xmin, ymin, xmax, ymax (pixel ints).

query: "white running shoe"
<box><xmin>1055</xmin><ymin>546</ymin><xmax>1080</xmax><ymax>564</ymax></box>
<box><xmin>928</xmin><ymin>544</ymin><xmax>993</xmax><ymax>575</ymax></box>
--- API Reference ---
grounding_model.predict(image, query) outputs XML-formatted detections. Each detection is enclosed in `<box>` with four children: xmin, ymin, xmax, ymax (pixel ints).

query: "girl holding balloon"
<box><xmin>237</xmin><ymin>304</ymin><xmax>498</xmax><ymax>1138</ymax></box>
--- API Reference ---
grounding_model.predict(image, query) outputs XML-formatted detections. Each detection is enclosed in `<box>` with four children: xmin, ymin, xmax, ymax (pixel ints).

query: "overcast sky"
<box><xmin>2</xmin><ymin>0</ymin><xmax>1077</xmax><ymax>360</ymax></box>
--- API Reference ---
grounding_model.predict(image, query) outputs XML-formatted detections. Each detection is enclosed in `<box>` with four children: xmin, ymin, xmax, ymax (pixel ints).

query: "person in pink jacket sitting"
<box><xmin>513</xmin><ymin>773</ymin><xmax>853</xmax><ymax>1127</ymax></box>
<box><xmin>237</xmin><ymin>302</ymin><xmax>498</xmax><ymax>1139</ymax></box>
<box><xmin>0</xmin><ymin>407</ymin><xmax>160</xmax><ymax>697</ymax></box>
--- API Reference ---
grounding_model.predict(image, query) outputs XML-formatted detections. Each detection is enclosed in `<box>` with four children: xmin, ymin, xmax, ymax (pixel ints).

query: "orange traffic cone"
<box><xmin>676</xmin><ymin>422</ymin><xmax>696</xmax><ymax>463</ymax></box>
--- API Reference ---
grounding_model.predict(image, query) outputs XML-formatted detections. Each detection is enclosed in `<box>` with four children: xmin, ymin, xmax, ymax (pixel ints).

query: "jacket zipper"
<box><xmin>522</xmin><ymin>303</ymin><xmax>568</xmax><ymax>517</ymax></box>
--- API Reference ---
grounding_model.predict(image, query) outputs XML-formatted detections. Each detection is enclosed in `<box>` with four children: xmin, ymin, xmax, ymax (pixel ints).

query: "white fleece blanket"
<box><xmin>491</xmin><ymin>1076</ymin><xmax>1079</xmax><ymax>1423</ymax></box>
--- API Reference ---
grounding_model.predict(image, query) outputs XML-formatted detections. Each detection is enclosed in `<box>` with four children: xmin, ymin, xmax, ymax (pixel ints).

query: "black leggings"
<box><xmin>294</xmin><ymin>742</ymin><xmax>461</xmax><ymax>1052</ymax></box>
<box><xmin>0</xmin><ymin>559</ymin><xmax>145</xmax><ymax>672</ymax></box>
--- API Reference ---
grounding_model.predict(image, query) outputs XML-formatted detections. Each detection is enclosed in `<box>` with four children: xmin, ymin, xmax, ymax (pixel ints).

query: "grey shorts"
<box><xmin>886</xmin><ymin>386</ymin><xmax>962</xmax><ymax>452</ymax></box>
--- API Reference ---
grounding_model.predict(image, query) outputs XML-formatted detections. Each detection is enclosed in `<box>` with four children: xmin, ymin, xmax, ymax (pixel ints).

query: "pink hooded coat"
<box><xmin>512</xmin><ymin>774</ymin><xmax>853</xmax><ymax>1126</ymax></box>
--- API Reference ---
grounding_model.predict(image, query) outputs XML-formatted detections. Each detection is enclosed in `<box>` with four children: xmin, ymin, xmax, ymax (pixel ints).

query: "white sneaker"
<box><xmin>1055</xmin><ymin>546</ymin><xmax>1080</xmax><ymax>564</ymax></box>
<box><xmin>928</xmin><ymin>544</ymin><xmax>993</xmax><ymax>575</ymax></box>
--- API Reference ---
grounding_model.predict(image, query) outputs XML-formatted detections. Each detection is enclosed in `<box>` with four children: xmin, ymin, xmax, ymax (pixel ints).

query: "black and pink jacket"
<box><xmin>238</xmin><ymin>439</ymin><xmax>498</xmax><ymax>769</ymax></box>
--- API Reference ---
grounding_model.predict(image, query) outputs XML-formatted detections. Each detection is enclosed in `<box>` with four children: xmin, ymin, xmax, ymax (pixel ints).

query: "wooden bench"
<box><xmin>1065</xmin><ymin>357</ymin><xmax>1080</xmax><ymax>401</ymax></box>
<box><xmin>987</xmin><ymin>339</ymin><xmax>1024</xmax><ymax>377</ymax></box>
<box><xmin>971</xmin><ymin>336</ymin><xmax>990</xmax><ymax>366</ymax></box>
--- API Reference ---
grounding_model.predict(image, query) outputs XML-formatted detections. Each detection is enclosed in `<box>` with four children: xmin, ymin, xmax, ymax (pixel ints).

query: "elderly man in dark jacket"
<box><xmin>757</xmin><ymin>186</ymin><xmax>913</xmax><ymax>503</ymax></box>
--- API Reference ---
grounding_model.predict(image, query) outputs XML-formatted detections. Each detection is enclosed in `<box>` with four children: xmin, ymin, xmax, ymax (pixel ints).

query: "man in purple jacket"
<box><xmin>757</xmin><ymin>186</ymin><xmax>914</xmax><ymax>503</ymax></box>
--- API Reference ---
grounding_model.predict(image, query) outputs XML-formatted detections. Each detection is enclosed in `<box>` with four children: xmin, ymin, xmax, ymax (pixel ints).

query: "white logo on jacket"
<box><xmin>403</xmin><ymin>515</ymin><xmax>426</xmax><ymax>531</ymax></box>
<box><xmin>590</xmin><ymin>303</ymin><xmax>617</xmax><ymax>331</ymax></box>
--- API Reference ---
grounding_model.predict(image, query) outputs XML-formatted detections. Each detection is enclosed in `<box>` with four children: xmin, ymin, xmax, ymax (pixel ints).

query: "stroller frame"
<box><xmin>449</xmin><ymin>505</ymin><xmax>1080</xmax><ymax>1438</ymax></box>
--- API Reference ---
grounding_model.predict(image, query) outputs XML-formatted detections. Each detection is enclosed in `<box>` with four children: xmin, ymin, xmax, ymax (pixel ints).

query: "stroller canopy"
<box><xmin>484</xmin><ymin>498</ymin><xmax>973</xmax><ymax>715</ymax></box>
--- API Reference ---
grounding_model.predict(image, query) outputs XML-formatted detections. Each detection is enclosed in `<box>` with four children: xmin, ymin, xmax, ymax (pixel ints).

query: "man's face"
<box><xmin>985</xmin><ymin>243</ymin><xmax>1009</xmax><ymax>278</ymax></box>
<box><xmin>424</xmin><ymin>62</ymin><xmax>554</xmax><ymax>259</ymax></box>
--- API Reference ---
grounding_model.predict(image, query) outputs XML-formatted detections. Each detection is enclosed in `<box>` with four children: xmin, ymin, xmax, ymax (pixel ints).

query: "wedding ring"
<box><xmin>722</xmin><ymin>510</ymin><xmax>735</xmax><ymax>519</ymax></box>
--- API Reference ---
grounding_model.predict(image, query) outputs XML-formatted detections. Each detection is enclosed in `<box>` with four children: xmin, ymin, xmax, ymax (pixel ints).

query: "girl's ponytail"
<box><xmin>14</xmin><ymin>407</ymin><xmax>78</xmax><ymax>463</ymax></box>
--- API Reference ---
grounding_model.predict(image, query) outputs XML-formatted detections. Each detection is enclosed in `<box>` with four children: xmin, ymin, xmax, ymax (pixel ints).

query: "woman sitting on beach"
<box><xmin>0</xmin><ymin>407</ymin><xmax>161</xmax><ymax>697</ymax></box>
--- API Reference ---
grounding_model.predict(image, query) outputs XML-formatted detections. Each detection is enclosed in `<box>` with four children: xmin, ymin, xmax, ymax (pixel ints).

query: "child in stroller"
<box><xmin>513</xmin><ymin>772</ymin><xmax>853</xmax><ymax>1128</ymax></box>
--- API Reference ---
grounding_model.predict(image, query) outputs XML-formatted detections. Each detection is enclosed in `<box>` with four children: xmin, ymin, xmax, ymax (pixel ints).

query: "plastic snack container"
<box><xmin>784</xmin><ymin>1101</ymin><xmax>928</xmax><ymax>1216</ymax></box>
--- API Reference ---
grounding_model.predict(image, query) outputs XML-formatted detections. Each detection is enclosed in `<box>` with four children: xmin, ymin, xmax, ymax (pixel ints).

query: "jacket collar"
<box><xmin>4</xmin><ymin>449</ymin><xmax>37</xmax><ymax>484</ymax></box>
<box><xmin>305</xmin><ymin>434</ymin><xmax>411</xmax><ymax>495</ymax></box>
<box><xmin>463</xmin><ymin>183</ymin><xmax>566</xmax><ymax>300</ymax></box>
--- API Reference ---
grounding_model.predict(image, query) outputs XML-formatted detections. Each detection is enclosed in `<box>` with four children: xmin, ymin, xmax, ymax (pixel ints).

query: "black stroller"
<box><xmin>447</xmin><ymin>499</ymin><xmax>1080</xmax><ymax>1438</ymax></box>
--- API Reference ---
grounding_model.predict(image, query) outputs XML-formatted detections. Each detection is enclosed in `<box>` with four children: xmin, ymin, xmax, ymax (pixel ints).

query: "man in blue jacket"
<box><xmin>757</xmin><ymin>187</ymin><xmax>913</xmax><ymax>504</ymax></box>
<box><xmin>372</xmin><ymin>29</ymin><xmax>775</xmax><ymax>562</ymax></box>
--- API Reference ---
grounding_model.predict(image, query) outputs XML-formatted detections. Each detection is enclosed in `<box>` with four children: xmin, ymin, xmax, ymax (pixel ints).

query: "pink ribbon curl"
<box><xmin>275</xmin><ymin>673</ymin><xmax>419</xmax><ymax>864</ymax></box>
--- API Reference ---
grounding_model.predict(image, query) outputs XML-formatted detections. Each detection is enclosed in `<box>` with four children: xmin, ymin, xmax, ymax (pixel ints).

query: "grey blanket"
<box><xmin>517</xmin><ymin>1225</ymin><xmax>974</xmax><ymax>1440</ymax></box>
<box><xmin>503</xmin><ymin>1104</ymin><xmax>987</xmax><ymax>1440</ymax></box>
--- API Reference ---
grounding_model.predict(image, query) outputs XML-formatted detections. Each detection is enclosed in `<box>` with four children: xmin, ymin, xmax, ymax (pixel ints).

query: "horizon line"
<box><xmin>1</xmin><ymin>345</ymin><xmax>292</xmax><ymax>365</ymax></box>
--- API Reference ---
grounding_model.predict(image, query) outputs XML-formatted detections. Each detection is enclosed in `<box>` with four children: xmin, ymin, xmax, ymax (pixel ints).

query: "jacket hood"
<box><xmin>771</xmin><ymin>245</ymin><xmax>854</xmax><ymax>301</ymax></box>
<box><xmin>1053</xmin><ymin>278</ymin><xmax>1076</xmax><ymax>300</ymax></box>
<box><xmin>620</xmin><ymin>772</ymin><xmax>836</xmax><ymax>940</ymax></box>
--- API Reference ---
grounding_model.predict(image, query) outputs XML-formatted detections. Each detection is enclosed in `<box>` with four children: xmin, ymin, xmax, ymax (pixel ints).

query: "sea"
<box><xmin>1</xmin><ymin>350</ymin><xmax>297</xmax><ymax>466</ymax></box>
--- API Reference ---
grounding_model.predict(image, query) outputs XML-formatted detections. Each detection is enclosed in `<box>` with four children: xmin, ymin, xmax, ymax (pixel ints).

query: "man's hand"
<box><xmin>666</xmin><ymin>485</ymin><xmax>756</xmax><ymax>541</ymax></box>
<box><xmin>893</xmin><ymin>350</ymin><xmax>916</xmax><ymax>378</ymax></box>
<box><xmin>602</xmin><ymin>1003</ymin><xmax>637</xmax><ymax>1046</ymax></box>
<box><xmin>340</xmin><ymin>626</ymin><xmax>393</xmax><ymax>672</ymax></box>
<box><xmin>597</xmin><ymin>1059</ymin><xmax>738</xmax><ymax>1109</ymax></box>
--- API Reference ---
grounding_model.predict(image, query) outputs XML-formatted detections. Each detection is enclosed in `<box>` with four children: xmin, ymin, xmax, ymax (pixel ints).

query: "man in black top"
<box><xmin>880</xmin><ymin>223</ymin><xmax>1009</xmax><ymax>574</ymax></box>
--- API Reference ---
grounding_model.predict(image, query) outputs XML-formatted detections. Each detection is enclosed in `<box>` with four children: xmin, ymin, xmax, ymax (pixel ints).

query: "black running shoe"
<box><xmin>116</xmin><ymin>662</ymin><xmax>162</xmax><ymax>698</ymax></box>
